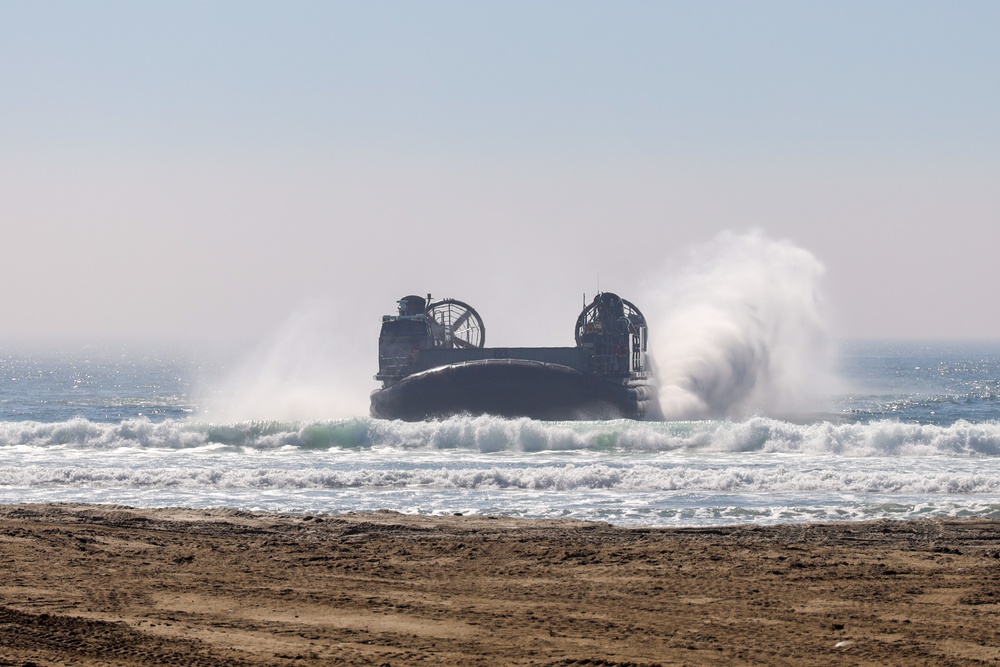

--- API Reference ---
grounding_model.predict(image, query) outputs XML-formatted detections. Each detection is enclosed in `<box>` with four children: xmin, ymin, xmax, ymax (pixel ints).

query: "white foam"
<box><xmin>5</xmin><ymin>415</ymin><xmax>1000</xmax><ymax>457</ymax></box>
<box><xmin>1</xmin><ymin>455</ymin><xmax>999</xmax><ymax>496</ymax></box>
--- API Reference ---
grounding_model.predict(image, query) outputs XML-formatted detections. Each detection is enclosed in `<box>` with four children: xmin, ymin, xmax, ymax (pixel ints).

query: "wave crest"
<box><xmin>3</xmin><ymin>415</ymin><xmax>1000</xmax><ymax>457</ymax></box>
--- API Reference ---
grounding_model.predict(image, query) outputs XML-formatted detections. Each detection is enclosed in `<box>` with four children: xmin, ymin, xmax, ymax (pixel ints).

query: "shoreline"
<box><xmin>2</xmin><ymin>503</ymin><xmax>1000</xmax><ymax>665</ymax></box>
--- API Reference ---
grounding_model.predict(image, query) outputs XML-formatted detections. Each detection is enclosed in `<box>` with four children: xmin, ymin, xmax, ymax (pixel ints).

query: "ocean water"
<box><xmin>3</xmin><ymin>340</ymin><xmax>1000</xmax><ymax>527</ymax></box>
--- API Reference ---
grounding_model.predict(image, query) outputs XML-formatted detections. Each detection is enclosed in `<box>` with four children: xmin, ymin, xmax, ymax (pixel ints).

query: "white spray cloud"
<box><xmin>201</xmin><ymin>299</ymin><xmax>371</xmax><ymax>422</ymax></box>
<box><xmin>644</xmin><ymin>231</ymin><xmax>835</xmax><ymax>420</ymax></box>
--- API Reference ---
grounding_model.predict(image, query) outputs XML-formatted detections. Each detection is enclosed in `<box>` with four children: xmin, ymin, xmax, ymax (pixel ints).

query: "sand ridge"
<box><xmin>1</xmin><ymin>503</ymin><xmax>1000</xmax><ymax>665</ymax></box>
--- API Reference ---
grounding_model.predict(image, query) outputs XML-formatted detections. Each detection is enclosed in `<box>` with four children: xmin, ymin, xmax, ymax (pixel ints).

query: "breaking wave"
<box><xmin>0</xmin><ymin>460</ymin><xmax>998</xmax><ymax>495</ymax></box>
<box><xmin>4</xmin><ymin>415</ymin><xmax>1000</xmax><ymax>457</ymax></box>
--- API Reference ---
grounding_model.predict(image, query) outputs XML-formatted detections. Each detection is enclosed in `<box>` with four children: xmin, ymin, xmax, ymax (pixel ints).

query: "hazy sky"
<box><xmin>3</xmin><ymin>1</ymin><xmax>999</xmax><ymax>347</ymax></box>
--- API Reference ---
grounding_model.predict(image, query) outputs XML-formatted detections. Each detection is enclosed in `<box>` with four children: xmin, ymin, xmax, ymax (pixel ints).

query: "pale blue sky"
<box><xmin>2</xmin><ymin>1</ymin><xmax>999</xmax><ymax>345</ymax></box>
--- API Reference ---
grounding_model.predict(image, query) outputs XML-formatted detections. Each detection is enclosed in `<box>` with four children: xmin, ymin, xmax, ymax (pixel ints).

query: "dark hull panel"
<box><xmin>370</xmin><ymin>359</ymin><xmax>654</xmax><ymax>421</ymax></box>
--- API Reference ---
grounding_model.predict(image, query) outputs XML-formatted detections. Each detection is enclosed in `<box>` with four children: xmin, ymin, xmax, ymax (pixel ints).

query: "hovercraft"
<box><xmin>370</xmin><ymin>292</ymin><xmax>658</xmax><ymax>421</ymax></box>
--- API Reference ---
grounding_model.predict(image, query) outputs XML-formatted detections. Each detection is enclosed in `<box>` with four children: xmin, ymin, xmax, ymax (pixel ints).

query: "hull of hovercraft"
<box><xmin>370</xmin><ymin>358</ymin><xmax>654</xmax><ymax>421</ymax></box>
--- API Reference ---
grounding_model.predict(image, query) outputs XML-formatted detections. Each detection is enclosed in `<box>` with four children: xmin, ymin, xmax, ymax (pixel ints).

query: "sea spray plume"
<box><xmin>645</xmin><ymin>231</ymin><xmax>834</xmax><ymax>420</ymax></box>
<box><xmin>201</xmin><ymin>299</ymin><xmax>370</xmax><ymax>421</ymax></box>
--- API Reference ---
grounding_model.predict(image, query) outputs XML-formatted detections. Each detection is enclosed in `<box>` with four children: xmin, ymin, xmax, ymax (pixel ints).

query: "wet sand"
<box><xmin>1</xmin><ymin>504</ymin><xmax>1000</xmax><ymax>666</ymax></box>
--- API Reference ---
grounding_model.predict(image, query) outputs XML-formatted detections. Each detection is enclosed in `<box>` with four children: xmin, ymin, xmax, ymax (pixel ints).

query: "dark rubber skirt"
<box><xmin>370</xmin><ymin>359</ymin><xmax>653</xmax><ymax>421</ymax></box>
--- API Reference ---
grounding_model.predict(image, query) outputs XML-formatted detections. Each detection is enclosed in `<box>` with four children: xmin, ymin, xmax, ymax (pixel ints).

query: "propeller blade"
<box><xmin>452</xmin><ymin>309</ymin><xmax>472</xmax><ymax>331</ymax></box>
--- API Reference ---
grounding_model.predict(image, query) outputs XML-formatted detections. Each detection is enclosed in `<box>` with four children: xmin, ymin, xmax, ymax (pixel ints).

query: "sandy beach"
<box><xmin>1</xmin><ymin>504</ymin><xmax>999</xmax><ymax>666</ymax></box>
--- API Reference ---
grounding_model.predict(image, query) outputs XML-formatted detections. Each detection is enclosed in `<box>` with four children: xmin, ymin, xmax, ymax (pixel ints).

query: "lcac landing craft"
<box><xmin>370</xmin><ymin>292</ymin><xmax>659</xmax><ymax>421</ymax></box>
